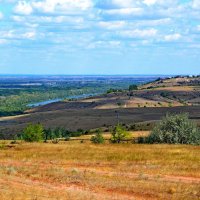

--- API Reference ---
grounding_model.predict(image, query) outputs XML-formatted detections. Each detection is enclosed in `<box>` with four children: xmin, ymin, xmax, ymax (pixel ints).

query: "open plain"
<box><xmin>0</xmin><ymin>139</ymin><xmax>200</xmax><ymax>200</ymax></box>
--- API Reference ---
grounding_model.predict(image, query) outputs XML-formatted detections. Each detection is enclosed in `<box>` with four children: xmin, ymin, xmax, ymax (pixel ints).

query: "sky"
<box><xmin>0</xmin><ymin>0</ymin><xmax>200</xmax><ymax>75</ymax></box>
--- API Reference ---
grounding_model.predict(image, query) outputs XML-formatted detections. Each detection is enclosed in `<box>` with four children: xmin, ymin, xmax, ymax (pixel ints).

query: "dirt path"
<box><xmin>0</xmin><ymin>175</ymin><xmax>142</xmax><ymax>200</ymax></box>
<box><xmin>1</xmin><ymin>160</ymin><xmax>200</xmax><ymax>184</ymax></box>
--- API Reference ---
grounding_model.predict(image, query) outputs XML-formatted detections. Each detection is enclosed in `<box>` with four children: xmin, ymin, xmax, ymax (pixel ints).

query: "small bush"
<box><xmin>117</xmin><ymin>102</ymin><xmax>122</xmax><ymax>107</ymax></box>
<box><xmin>110</xmin><ymin>124</ymin><xmax>130</xmax><ymax>143</ymax></box>
<box><xmin>91</xmin><ymin>129</ymin><xmax>105</xmax><ymax>144</ymax></box>
<box><xmin>22</xmin><ymin>123</ymin><xmax>44</xmax><ymax>142</ymax></box>
<box><xmin>129</xmin><ymin>124</ymin><xmax>136</xmax><ymax>131</ymax></box>
<box><xmin>145</xmin><ymin>113</ymin><xmax>200</xmax><ymax>145</ymax></box>
<box><xmin>70</xmin><ymin>132</ymin><xmax>82</xmax><ymax>137</ymax></box>
<box><xmin>129</xmin><ymin>84</ymin><xmax>138</xmax><ymax>91</ymax></box>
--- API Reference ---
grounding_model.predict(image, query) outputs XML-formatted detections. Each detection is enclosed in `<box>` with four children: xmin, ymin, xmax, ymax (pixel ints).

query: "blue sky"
<box><xmin>0</xmin><ymin>0</ymin><xmax>200</xmax><ymax>75</ymax></box>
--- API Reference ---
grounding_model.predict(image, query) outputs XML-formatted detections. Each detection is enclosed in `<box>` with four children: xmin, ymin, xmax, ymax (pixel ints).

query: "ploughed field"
<box><xmin>0</xmin><ymin>139</ymin><xmax>199</xmax><ymax>200</ymax></box>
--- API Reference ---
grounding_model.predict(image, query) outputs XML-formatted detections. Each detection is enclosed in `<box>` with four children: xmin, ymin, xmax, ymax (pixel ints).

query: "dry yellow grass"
<box><xmin>0</xmin><ymin>139</ymin><xmax>199</xmax><ymax>200</ymax></box>
<box><xmin>72</xmin><ymin>131</ymin><xmax>150</xmax><ymax>140</ymax></box>
<box><xmin>149</xmin><ymin>86</ymin><xmax>196</xmax><ymax>92</ymax></box>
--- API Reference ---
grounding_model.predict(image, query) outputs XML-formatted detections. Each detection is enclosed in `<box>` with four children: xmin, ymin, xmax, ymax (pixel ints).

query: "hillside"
<box><xmin>25</xmin><ymin>76</ymin><xmax>200</xmax><ymax>113</ymax></box>
<box><xmin>0</xmin><ymin>76</ymin><xmax>200</xmax><ymax>138</ymax></box>
<box><xmin>140</xmin><ymin>75</ymin><xmax>200</xmax><ymax>89</ymax></box>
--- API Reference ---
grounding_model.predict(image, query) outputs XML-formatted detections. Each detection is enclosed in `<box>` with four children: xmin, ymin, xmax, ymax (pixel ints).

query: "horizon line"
<box><xmin>0</xmin><ymin>73</ymin><xmax>198</xmax><ymax>76</ymax></box>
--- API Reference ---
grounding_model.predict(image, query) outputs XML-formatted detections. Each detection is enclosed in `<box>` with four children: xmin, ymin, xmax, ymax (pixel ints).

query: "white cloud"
<box><xmin>164</xmin><ymin>33</ymin><xmax>181</xmax><ymax>41</ymax></box>
<box><xmin>0</xmin><ymin>12</ymin><xmax>3</xmax><ymax>20</ymax></box>
<box><xmin>87</xmin><ymin>40</ymin><xmax>121</xmax><ymax>49</ymax></box>
<box><xmin>104</xmin><ymin>7</ymin><xmax>143</xmax><ymax>16</ymax></box>
<box><xmin>1</xmin><ymin>0</ymin><xmax>199</xmax><ymax>56</ymax></box>
<box><xmin>192</xmin><ymin>0</ymin><xmax>200</xmax><ymax>9</ymax></box>
<box><xmin>134</xmin><ymin>18</ymin><xmax>171</xmax><ymax>26</ymax></box>
<box><xmin>0</xmin><ymin>30</ymin><xmax>36</xmax><ymax>40</ymax></box>
<box><xmin>143</xmin><ymin>0</ymin><xmax>157</xmax><ymax>6</ymax></box>
<box><xmin>22</xmin><ymin>31</ymin><xmax>36</xmax><ymax>39</ymax></box>
<box><xmin>1</xmin><ymin>30</ymin><xmax>14</xmax><ymax>38</ymax></box>
<box><xmin>143</xmin><ymin>0</ymin><xmax>177</xmax><ymax>7</ymax></box>
<box><xmin>119</xmin><ymin>28</ymin><xmax>158</xmax><ymax>38</ymax></box>
<box><xmin>98</xmin><ymin>21</ymin><xmax>126</xmax><ymax>29</ymax></box>
<box><xmin>14</xmin><ymin>1</ymin><xmax>33</xmax><ymax>15</ymax></box>
<box><xmin>111</xmin><ymin>0</ymin><xmax>134</xmax><ymax>8</ymax></box>
<box><xmin>13</xmin><ymin>0</ymin><xmax>93</xmax><ymax>15</ymax></box>
<box><xmin>12</xmin><ymin>15</ymin><xmax>22</xmax><ymax>22</ymax></box>
<box><xmin>32</xmin><ymin>0</ymin><xmax>93</xmax><ymax>13</ymax></box>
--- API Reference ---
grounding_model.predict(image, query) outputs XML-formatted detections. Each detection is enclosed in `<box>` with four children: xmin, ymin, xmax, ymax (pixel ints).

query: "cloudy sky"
<box><xmin>0</xmin><ymin>0</ymin><xmax>200</xmax><ymax>75</ymax></box>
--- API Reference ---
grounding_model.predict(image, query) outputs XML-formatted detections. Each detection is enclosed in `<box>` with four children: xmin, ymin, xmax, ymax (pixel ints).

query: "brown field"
<box><xmin>1</xmin><ymin>105</ymin><xmax>200</xmax><ymax>139</ymax></box>
<box><xmin>139</xmin><ymin>76</ymin><xmax>200</xmax><ymax>90</ymax></box>
<box><xmin>0</xmin><ymin>138</ymin><xmax>199</xmax><ymax>200</ymax></box>
<box><xmin>150</xmin><ymin>86</ymin><xmax>197</xmax><ymax>92</ymax></box>
<box><xmin>1</xmin><ymin>84</ymin><xmax>200</xmax><ymax>139</ymax></box>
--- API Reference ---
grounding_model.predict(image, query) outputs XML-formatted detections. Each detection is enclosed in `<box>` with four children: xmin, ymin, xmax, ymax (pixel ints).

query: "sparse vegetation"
<box><xmin>110</xmin><ymin>124</ymin><xmax>130</xmax><ymax>143</ymax></box>
<box><xmin>0</xmin><ymin>141</ymin><xmax>199</xmax><ymax>200</ymax></box>
<box><xmin>106</xmin><ymin>88</ymin><xmax>123</xmax><ymax>94</ymax></box>
<box><xmin>144</xmin><ymin>113</ymin><xmax>200</xmax><ymax>145</ymax></box>
<box><xmin>90</xmin><ymin>129</ymin><xmax>105</xmax><ymax>144</ymax></box>
<box><xmin>129</xmin><ymin>84</ymin><xmax>138</xmax><ymax>91</ymax></box>
<box><xmin>21</xmin><ymin>123</ymin><xmax>44</xmax><ymax>142</ymax></box>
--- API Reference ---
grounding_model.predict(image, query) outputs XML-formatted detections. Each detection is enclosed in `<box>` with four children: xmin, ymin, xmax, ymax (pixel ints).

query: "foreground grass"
<box><xmin>0</xmin><ymin>140</ymin><xmax>199</xmax><ymax>200</ymax></box>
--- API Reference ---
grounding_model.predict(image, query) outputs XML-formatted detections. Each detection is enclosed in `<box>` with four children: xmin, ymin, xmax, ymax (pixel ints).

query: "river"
<box><xmin>27</xmin><ymin>93</ymin><xmax>100</xmax><ymax>107</ymax></box>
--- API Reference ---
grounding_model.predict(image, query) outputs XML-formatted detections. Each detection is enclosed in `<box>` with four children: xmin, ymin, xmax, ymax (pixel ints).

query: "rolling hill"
<box><xmin>0</xmin><ymin>76</ymin><xmax>200</xmax><ymax>139</ymax></box>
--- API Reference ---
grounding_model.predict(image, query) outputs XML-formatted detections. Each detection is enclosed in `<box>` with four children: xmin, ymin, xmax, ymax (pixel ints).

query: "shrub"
<box><xmin>129</xmin><ymin>84</ymin><xmax>138</xmax><ymax>91</ymax></box>
<box><xmin>107</xmin><ymin>88</ymin><xmax>118</xmax><ymax>94</ymax></box>
<box><xmin>160</xmin><ymin>92</ymin><xmax>169</xmax><ymax>98</ymax></box>
<box><xmin>129</xmin><ymin>124</ymin><xmax>136</xmax><ymax>131</ymax></box>
<box><xmin>22</xmin><ymin>123</ymin><xmax>44</xmax><ymax>142</ymax></box>
<box><xmin>70</xmin><ymin>131</ymin><xmax>82</xmax><ymax>137</ymax></box>
<box><xmin>145</xmin><ymin>113</ymin><xmax>200</xmax><ymax>145</ymax></box>
<box><xmin>77</xmin><ymin>129</ymin><xmax>84</xmax><ymax>133</ymax></box>
<box><xmin>110</xmin><ymin>124</ymin><xmax>130</xmax><ymax>143</ymax></box>
<box><xmin>91</xmin><ymin>129</ymin><xmax>105</xmax><ymax>144</ymax></box>
<box><xmin>49</xmin><ymin>127</ymin><xmax>71</xmax><ymax>139</ymax></box>
<box><xmin>117</xmin><ymin>102</ymin><xmax>122</xmax><ymax>107</ymax></box>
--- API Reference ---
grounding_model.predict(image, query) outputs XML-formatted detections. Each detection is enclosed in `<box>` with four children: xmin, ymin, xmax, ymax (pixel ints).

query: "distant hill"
<box><xmin>1</xmin><ymin>75</ymin><xmax>200</xmax><ymax>139</ymax></box>
<box><xmin>140</xmin><ymin>75</ymin><xmax>200</xmax><ymax>89</ymax></box>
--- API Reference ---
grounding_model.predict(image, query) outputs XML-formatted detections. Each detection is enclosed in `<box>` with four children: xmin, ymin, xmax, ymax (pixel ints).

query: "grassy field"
<box><xmin>0</xmin><ymin>136</ymin><xmax>199</xmax><ymax>200</ymax></box>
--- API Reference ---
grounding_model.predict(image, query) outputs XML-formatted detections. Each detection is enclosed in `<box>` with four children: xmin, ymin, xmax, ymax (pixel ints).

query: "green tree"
<box><xmin>91</xmin><ymin>129</ymin><xmax>105</xmax><ymax>144</ymax></box>
<box><xmin>129</xmin><ymin>84</ymin><xmax>138</xmax><ymax>91</ymax></box>
<box><xmin>22</xmin><ymin>123</ymin><xmax>44</xmax><ymax>142</ymax></box>
<box><xmin>110</xmin><ymin>124</ymin><xmax>130</xmax><ymax>143</ymax></box>
<box><xmin>145</xmin><ymin>113</ymin><xmax>200</xmax><ymax>145</ymax></box>
<box><xmin>54</xmin><ymin>127</ymin><xmax>63</xmax><ymax>138</ymax></box>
